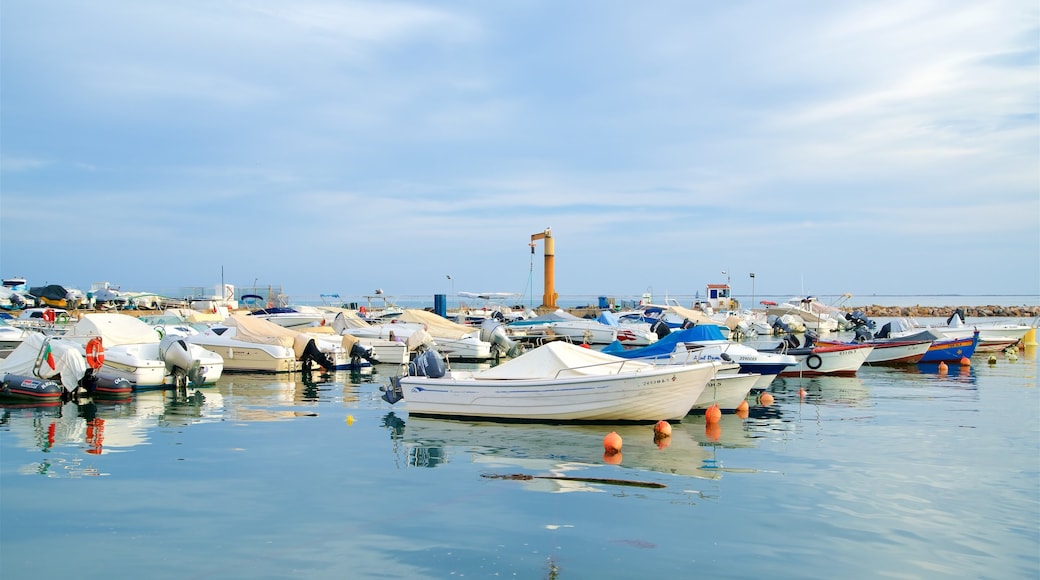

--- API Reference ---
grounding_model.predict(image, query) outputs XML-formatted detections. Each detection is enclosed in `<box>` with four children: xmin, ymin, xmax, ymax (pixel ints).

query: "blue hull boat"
<box><xmin>918</xmin><ymin>331</ymin><xmax>979</xmax><ymax>363</ymax></box>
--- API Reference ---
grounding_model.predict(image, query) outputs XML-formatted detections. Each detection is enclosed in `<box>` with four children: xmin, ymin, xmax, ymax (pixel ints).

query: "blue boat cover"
<box><xmin>602</xmin><ymin>326</ymin><xmax>725</xmax><ymax>359</ymax></box>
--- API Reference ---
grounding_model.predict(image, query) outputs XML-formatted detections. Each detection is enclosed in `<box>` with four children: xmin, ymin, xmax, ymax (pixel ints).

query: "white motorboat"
<box><xmin>339</xmin><ymin>308</ymin><xmax>495</xmax><ymax>361</ymax></box>
<box><xmin>756</xmin><ymin>335</ymin><xmax>874</xmax><ymax>377</ymax></box>
<box><xmin>506</xmin><ymin>309</ymin><xmax>619</xmax><ymax>345</ymax></box>
<box><xmin>325</xmin><ymin>310</ymin><xmax>410</xmax><ymax>365</ymax></box>
<box><xmin>691</xmin><ymin>370</ymin><xmax>760</xmax><ymax>411</ymax></box>
<box><xmin>186</xmin><ymin>314</ymin><xmax>376</xmax><ymax>373</ymax></box>
<box><xmin>64</xmin><ymin>313</ymin><xmax>223</xmax><ymax>389</ymax></box>
<box><xmin>902</xmin><ymin>309</ymin><xmax>1033</xmax><ymax>352</ymax></box>
<box><xmin>247</xmin><ymin>306</ymin><xmax>325</xmax><ymax>329</ymax></box>
<box><xmin>0</xmin><ymin>318</ymin><xmax>31</xmax><ymax>358</ymax></box>
<box><xmin>381</xmin><ymin>341</ymin><xmax>722</xmax><ymax>422</ymax></box>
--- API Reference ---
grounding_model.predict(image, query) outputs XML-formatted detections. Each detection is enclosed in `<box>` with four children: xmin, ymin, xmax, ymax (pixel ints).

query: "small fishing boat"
<box><xmin>381</xmin><ymin>341</ymin><xmax>722</xmax><ymax>422</ymax></box>
<box><xmin>0</xmin><ymin>332</ymin><xmax>131</xmax><ymax>400</ymax></box>
<box><xmin>817</xmin><ymin>338</ymin><xmax>932</xmax><ymax>365</ymax></box>
<box><xmin>690</xmin><ymin>370</ymin><xmax>760</xmax><ymax>412</ymax></box>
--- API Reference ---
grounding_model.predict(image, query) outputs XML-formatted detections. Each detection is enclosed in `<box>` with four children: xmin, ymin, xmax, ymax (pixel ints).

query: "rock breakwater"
<box><xmin>848</xmin><ymin>305</ymin><xmax>1038</xmax><ymax>318</ymax></box>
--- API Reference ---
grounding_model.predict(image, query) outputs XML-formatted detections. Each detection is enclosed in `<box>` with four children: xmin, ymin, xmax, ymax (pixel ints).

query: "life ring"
<box><xmin>86</xmin><ymin>337</ymin><xmax>105</xmax><ymax>370</ymax></box>
<box><xmin>42</xmin><ymin>308</ymin><xmax>56</xmax><ymax>323</ymax></box>
<box><xmin>359</xmin><ymin>306</ymin><xmax>368</xmax><ymax>315</ymax></box>
<box><xmin>806</xmin><ymin>353</ymin><xmax>823</xmax><ymax>370</ymax></box>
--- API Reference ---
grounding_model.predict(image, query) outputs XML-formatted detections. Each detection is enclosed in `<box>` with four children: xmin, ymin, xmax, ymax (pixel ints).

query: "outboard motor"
<box><xmin>349</xmin><ymin>342</ymin><xmax>379</xmax><ymax>367</ymax></box>
<box><xmin>679</xmin><ymin>318</ymin><xmax>695</xmax><ymax>330</ymax></box>
<box><xmin>874</xmin><ymin>322</ymin><xmax>892</xmax><ymax>339</ymax></box>
<box><xmin>853</xmin><ymin>326</ymin><xmax>873</xmax><ymax>342</ymax></box>
<box><xmin>300</xmin><ymin>339</ymin><xmax>336</xmax><ymax>372</ymax></box>
<box><xmin>409</xmin><ymin>349</ymin><xmax>446</xmax><ymax>378</ymax></box>
<box><xmin>480</xmin><ymin>319</ymin><xmax>522</xmax><ymax>359</ymax></box>
<box><xmin>78</xmin><ymin>368</ymin><xmax>99</xmax><ymax>394</ymax></box>
<box><xmin>782</xmin><ymin>333</ymin><xmax>801</xmax><ymax>350</ymax></box>
<box><xmin>770</xmin><ymin>316</ymin><xmax>791</xmax><ymax>335</ymax></box>
<box><xmin>804</xmin><ymin>329</ymin><xmax>818</xmax><ymax>349</ymax></box>
<box><xmin>651</xmin><ymin>318</ymin><xmax>672</xmax><ymax>339</ymax></box>
<box><xmin>845</xmin><ymin>310</ymin><xmax>874</xmax><ymax>329</ymax></box>
<box><xmin>946</xmin><ymin>308</ymin><xmax>966</xmax><ymax>326</ymax></box>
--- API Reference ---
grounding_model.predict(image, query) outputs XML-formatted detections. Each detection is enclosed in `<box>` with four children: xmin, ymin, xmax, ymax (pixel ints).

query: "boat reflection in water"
<box><xmin>392</xmin><ymin>414</ymin><xmax>768</xmax><ymax>490</ymax></box>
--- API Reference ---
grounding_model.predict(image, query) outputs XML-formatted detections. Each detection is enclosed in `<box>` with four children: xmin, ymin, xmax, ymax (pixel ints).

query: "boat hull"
<box><xmin>690</xmin><ymin>372</ymin><xmax>759</xmax><ymax>411</ymax></box>
<box><xmin>919</xmin><ymin>333</ymin><xmax>979</xmax><ymax>363</ymax></box>
<box><xmin>779</xmin><ymin>344</ymin><xmax>873</xmax><ymax>376</ymax></box>
<box><xmin>0</xmin><ymin>373</ymin><xmax>63</xmax><ymax>401</ymax></box>
<box><xmin>399</xmin><ymin>362</ymin><xmax>717</xmax><ymax>422</ymax></box>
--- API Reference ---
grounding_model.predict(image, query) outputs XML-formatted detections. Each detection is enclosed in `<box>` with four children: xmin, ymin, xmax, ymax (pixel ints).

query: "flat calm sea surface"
<box><xmin>2</xmin><ymin>319</ymin><xmax>1038</xmax><ymax>579</ymax></box>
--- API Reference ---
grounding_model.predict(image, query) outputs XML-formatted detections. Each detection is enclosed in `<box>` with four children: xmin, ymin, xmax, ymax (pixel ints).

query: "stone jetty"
<box><xmin>845</xmin><ymin>305</ymin><xmax>1038</xmax><ymax>318</ymax></box>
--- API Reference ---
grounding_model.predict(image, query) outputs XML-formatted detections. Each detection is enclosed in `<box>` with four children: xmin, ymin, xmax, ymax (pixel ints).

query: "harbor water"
<box><xmin>1</xmin><ymin>324</ymin><xmax>1038</xmax><ymax>578</ymax></box>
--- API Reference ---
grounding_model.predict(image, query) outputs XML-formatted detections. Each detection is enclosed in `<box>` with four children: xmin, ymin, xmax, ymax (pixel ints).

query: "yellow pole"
<box><xmin>530</xmin><ymin>228</ymin><xmax>558</xmax><ymax>309</ymax></box>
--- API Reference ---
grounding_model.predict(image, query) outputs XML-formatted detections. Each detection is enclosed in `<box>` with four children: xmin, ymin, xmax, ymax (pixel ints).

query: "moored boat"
<box><xmin>381</xmin><ymin>341</ymin><xmax>722</xmax><ymax>422</ymax></box>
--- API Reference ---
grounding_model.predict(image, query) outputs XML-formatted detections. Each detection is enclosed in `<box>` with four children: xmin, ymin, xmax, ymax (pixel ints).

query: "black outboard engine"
<box><xmin>782</xmin><ymin>333</ymin><xmax>801</xmax><ymax>350</ymax></box>
<box><xmin>679</xmin><ymin>318</ymin><xmax>695</xmax><ymax>330</ymax></box>
<box><xmin>770</xmin><ymin>315</ymin><xmax>791</xmax><ymax>335</ymax></box>
<box><xmin>853</xmin><ymin>326</ymin><xmax>873</xmax><ymax>342</ymax></box>
<box><xmin>79</xmin><ymin>368</ymin><xmax>99</xmax><ymax>394</ymax></box>
<box><xmin>874</xmin><ymin>322</ymin><xmax>892</xmax><ymax>339</ymax></box>
<box><xmin>300</xmin><ymin>339</ymin><xmax>336</xmax><ymax>371</ymax></box>
<box><xmin>804</xmin><ymin>329</ymin><xmax>818</xmax><ymax>348</ymax></box>
<box><xmin>845</xmin><ymin>310</ymin><xmax>874</xmax><ymax>329</ymax></box>
<box><xmin>946</xmin><ymin>308</ymin><xmax>966</xmax><ymax>325</ymax></box>
<box><xmin>349</xmin><ymin>342</ymin><xmax>379</xmax><ymax>367</ymax></box>
<box><xmin>651</xmin><ymin>318</ymin><xmax>672</xmax><ymax>339</ymax></box>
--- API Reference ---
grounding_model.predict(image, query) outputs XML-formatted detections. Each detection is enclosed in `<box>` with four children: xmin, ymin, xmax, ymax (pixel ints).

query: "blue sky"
<box><xmin>2</xmin><ymin>1</ymin><xmax>1038</xmax><ymax>303</ymax></box>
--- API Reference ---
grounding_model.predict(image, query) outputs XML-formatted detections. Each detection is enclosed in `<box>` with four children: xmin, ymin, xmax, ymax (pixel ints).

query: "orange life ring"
<box><xmin>42</xmin><ymin>308</ymin><xmax>56</xmax><ymax>323</ymax></box>
<box><xmin>86</xmin><ymin>337</ymin><xmax>105</xmax><ymax>370</ymax></box>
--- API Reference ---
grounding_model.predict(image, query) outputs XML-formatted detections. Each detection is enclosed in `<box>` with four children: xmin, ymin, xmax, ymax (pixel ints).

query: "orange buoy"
<box><xmin>705</xmin><ymin>422</ymin><xmax>721</xmax><ymax>442</ymax></box>
<box><xmin>603</xmin><ymin>451</ymin><xmax>623</xmax><ymax>465</ymax></box>
<box><xmin>938</xmin><ymin>361</ymin><xmax>948</xmax><ymax>374</ymax></box>
<box><xmin>736</xmin><ymin>400</ymin><xmax>749</xmax><ymax>413</ymax></box>
<box><xmin>603</xmin><ymin>431</ymin><xmax>623</xmax><ymax>453</ymax></box>
<box><xmin>799</xmin><ymin>388</ymin><xmax>807</xmax><ymax>398</ymax></box>
<box><xmin>705</xmin><ymin>403</ymin><xmax>722</xmax><ymax>424</ymax></box>
<box><xmin>759</xmin><ymin>392</ymin><xmax>774</xmax><ymax>406</ymax></box>
<box><xmin>959</xmin><ymin>356</ymin><xmax>970</xmax><ymax>366</ymax></box>
<box><xmin>653</xmin><ymin>420</ymin><xmax>672</xmax><ymax>436</ymax></box>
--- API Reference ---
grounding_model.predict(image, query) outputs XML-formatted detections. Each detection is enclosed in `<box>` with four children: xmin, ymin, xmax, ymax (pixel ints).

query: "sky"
<box><xmin>2</xmin><ymin>1</ymin><xmax>1038</xmax><ymax>305</ymax></box>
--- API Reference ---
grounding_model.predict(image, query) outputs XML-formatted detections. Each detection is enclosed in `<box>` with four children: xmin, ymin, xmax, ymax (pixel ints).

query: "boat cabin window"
<box><xmin>212</xmin><ymin>328</ymin><xmax>229</xmax><ymax>336</ymax></box>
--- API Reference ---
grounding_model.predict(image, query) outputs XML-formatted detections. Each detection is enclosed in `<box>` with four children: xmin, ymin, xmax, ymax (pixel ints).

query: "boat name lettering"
<box><xmin>641</xmin><ymin>375</ymin><xmax>677</xmax><ymax>387</ymax></box>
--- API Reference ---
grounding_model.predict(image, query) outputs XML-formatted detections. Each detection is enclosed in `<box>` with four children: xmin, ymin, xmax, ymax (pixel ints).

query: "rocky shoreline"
<box><xmin>845</xmin><ymin>305</ymin><xmax>1038</xmax><ymax>318</ymax></box>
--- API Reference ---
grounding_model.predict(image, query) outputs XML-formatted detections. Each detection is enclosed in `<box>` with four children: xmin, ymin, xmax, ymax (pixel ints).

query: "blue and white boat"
<box><xmin>602</xmin><ymin>325</ymin><xmax>795</xmax><ymax>390</ymax></box>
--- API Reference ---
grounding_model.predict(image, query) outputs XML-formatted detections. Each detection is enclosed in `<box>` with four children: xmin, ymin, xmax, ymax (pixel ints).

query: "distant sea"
<box><xmin>291</xmin><ymin>293</ymin><xmax>1040</xmax><ymax>311</ymax></box>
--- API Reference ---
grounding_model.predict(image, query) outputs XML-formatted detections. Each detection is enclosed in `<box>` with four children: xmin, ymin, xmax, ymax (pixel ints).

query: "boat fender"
<box><xmin>806</xmin><ymin>354</ymin><xmax>823</xmax><ymax>370</ymax></box>
<box><xmin>86</xmin><ymin>337</ymin><xmax>105</xmax><ymax>370</ymax></box>
<box><xmin>42</xmin><ymin>308</ymin><xmax>56</xmax><ymax>323</ymax></box>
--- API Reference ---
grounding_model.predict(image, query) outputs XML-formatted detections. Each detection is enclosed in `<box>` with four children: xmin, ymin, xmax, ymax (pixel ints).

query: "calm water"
<box><xmin>2</xmin><ymin>337</ymin><xmax>1038</xmax><ymax>578</ymax></box>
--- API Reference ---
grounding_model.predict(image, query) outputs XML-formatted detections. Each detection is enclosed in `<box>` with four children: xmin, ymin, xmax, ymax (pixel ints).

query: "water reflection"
<box><xmin>391</xmin><ymin>415</ymin><xmax>771</xmax><ymax>488</ymax></box>
<box><xmin>0</xmin><ymin>369</ymin><xmax>381</xmax><ymax>472</ymax></box>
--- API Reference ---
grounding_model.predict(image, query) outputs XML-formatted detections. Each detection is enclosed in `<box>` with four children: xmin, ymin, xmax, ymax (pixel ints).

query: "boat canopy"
<box><xmin>397</xmin><ymin>309</ymin><xmax>475</xmax><ymax>340</ymax></box>
<box><xmin>602</xmin><ymin>326</ymin><xmax>723</xmax><ymax>359</ymax></box>
<box><xmin>73</xmin><ymin>313</ymin><xmax>161</xmax><ymax>346</ymax></box>
<box><xmin>471</xmin><ymin>341</ymin><xmax>651</xmax><ymax>380</ymax></box>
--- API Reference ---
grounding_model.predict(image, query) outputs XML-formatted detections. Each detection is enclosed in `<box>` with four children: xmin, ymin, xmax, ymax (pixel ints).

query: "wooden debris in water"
<box><xmin>482</xmin><ymin>472</ymin><xmax>666</xmax><ymax>488</ymax></box>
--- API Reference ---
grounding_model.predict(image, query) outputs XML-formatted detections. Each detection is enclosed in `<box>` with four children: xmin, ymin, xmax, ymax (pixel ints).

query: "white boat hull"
<box><xmin>780</xmin><ymin>344</ymin><xmax>873</xmax><ymax>376</ymax></box>
<box><xmin>399</xmin><ymin>360</ymin><xmax>719</xmax><ymax>422</ymax></box>
<box><xmin>690</xmin><ymin>372</ymin><xmax>759</xmax><ymax>411</ymax></box>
